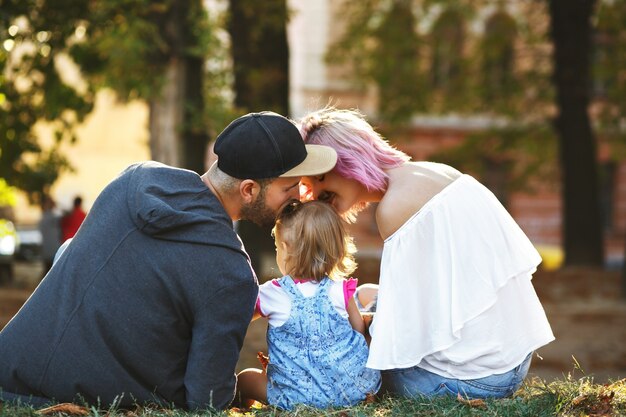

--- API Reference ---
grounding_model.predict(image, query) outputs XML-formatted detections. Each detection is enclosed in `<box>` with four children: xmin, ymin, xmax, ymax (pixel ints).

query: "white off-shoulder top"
<box><xmin>367</xmin><ymin>175</ymin><xmax>554</xmax><ymax>378</ymax></box>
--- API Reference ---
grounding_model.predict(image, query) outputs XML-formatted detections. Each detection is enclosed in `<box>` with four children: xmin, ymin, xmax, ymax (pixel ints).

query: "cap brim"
<box><xmin>279</xmin><ymin>144</ymin><xmax>337</xmax><ymax>177</ymax></box>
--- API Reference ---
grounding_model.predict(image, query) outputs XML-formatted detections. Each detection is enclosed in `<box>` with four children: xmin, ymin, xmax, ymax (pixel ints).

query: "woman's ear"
<box><xmin>239</xmin><ymin>179</ymin><xmax>259</xmax><ymax>204</ymax></box>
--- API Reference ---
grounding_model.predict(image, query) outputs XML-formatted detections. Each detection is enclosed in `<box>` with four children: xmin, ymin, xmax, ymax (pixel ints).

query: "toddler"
<box><xmin>235</xmin><ymin>200</ymin><xmax>381</xmax><ymax>410</ymax></box>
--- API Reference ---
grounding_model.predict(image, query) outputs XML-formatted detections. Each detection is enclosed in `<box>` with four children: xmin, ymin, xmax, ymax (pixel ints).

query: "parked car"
<box><xmin>0</xmin><ymin>218</ymin><xmax>17</xmax><ymax>284</ymax></box>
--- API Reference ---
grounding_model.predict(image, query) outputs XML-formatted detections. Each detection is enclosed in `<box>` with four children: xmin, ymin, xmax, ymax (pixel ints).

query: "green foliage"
<box><xmin>327</xmin><ymin>0</ymin><xmax>555</xmax><ymax>191</ymax></box>
<box><xmin>328</xmin><ymin>0</ymin><xmax>426</xmax><ymax>122</ymax></box>
<box><xmin>0</xmin><ymin>178</ymin><xmax>17</xmax><ymax>207</ymax></box>
<box><xmin>329</xmin><ymin>0</ymin><xmax>553</xmax><ymax>124</ymax></box>
<box><xmin>477</xmin><ymin>12</ymin><xmax>522</xmax><ymax>112</ymax></box>
<box><xmin>0</xmin><ymin>0</ymin><xmax>95</xmax><ymax>202</ymax></box>
<box><xmin>372</xmin><ymin>0</ymin><xmax>424</xmax><ymax>123</ymax></box>
<box><xmin>1</xmin><ymin>0</ymin><xmax>235</xmax><ymax>198</ymax></box>
<box><xmin>593</xmin><ymin>0</ymin><xmax>626</xmax><ymax>158</ymax></box>
<box><xmin>328</xmin><ymin>0</ymin><xmax>626</xmax><ymax>191</ymax></box>
<box><xmin>69</xmin><ymin>0</ymin><xmax>180</xmax><ymax>100</ymax></box>
<box><xmin>68</xmin><ymin>0</ymin><xmax>236</xmax><ymax>169</ymax></box>
<box><xmin>432</xmin><ymin>124</ymin><xmax>559</xmax><ymax>198</ymax></box>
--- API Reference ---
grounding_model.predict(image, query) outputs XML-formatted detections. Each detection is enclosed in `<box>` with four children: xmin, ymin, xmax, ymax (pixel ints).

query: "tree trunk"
<box><xmin>183</xmin><ymin>53</ymin><xmax>209</xmax><ymax>174</ymax></box>
<box><xmin>149</xmin><ymin>58</ymin><xmax>185</xmax><ymax>167</ymax></box>
<box><xmin>549</xmin><ymin>0</ymin><xmax>604</xmax><ymax>266</ymax></box>
<box><xmin>149</xmin><ymin>0</ymin><xmax>208</xmax><ymax>173</ymax></box>
<box><xmin>228</xmin><ymin>0</ymin><xmax>289</xmax><ymax>278</ymax></box>
<box><xmin>228</xmin><ymin>0</ymin><xmax>289</xmax><ymax>114</ymax></box>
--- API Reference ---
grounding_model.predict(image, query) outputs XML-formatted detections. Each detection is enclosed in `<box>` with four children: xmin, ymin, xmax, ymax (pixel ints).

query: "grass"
<box><xmin>1</xmin><ymin>376</ymin><xmax>624</xmax><ymax>417</ymax></box>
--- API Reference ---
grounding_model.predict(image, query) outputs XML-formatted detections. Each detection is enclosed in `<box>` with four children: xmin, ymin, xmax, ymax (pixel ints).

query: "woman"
<box><xmin>298</xmin><ymin>107</ymin><xmax>554</xmax><ymax>399</ymax></box>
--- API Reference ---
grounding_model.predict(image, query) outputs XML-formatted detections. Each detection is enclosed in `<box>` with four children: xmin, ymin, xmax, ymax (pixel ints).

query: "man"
<box><xmin>0</xmin><ymin>112</ymin><xmax>337</xmax><ymax>410</ymax></box>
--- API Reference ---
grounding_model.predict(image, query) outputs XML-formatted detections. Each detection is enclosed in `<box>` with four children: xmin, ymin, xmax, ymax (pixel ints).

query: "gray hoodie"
<box><xmin>0</xmin><ymin>162</ymin><xmax>258</xmax><ymax>410</ymax></box>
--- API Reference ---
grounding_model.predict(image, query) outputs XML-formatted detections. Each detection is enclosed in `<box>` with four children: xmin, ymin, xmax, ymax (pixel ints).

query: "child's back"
<box><xmin>235</xmin><ymin>200</ymin><xmax>380</xmax><ymax>410</ymax></box>
<box><xmin>266</xmin><ymin>276</ymin><xmax>380</xmax><ymax>409</ymax></box>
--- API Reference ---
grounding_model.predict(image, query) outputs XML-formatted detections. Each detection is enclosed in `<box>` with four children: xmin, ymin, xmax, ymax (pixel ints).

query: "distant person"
<box><xmin>61</xmin><ymin>196</ymin><xmax>87</xmax><ymax>242</ymax></box>
<box><xmin>0</xmin><ymin>112</ymin><xmax>337</xmax><ymax>410</ymax></box>
<box><xmin>235</xmin><ymin>200</ymin><xmax>380</xmax><ymax>410</ymax></box>
<box><xmin>38</xmin><ymin>195</ymin><xmax>62</xmax><ymax>277</ymax></box>
<box><xmin>298</xmin><ymin>107</ymin><xmax>554</xmax><ymax>399</ymax></box>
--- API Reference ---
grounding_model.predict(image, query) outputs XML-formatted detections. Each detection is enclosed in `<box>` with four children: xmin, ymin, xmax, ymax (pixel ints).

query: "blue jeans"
<box><xmin>380</xmin><ymin>353</ymin><xmax>533</xmax><ymax>399</ymax></box>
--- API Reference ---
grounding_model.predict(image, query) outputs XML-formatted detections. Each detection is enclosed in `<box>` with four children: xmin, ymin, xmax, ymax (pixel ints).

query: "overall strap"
<box><xmin>314</xmin><ymin>276</ymin><xmax>332</xmax><ymax>298</ymax></box>
<box><xmin>277</xmin><ymin>276</ymin><xmax>303</xmax><ymax>300</ymax></box>
<box><xmin>313</xmin><ymin>276</ymin><xmax>337</xmax><ymax>332</ymax></box>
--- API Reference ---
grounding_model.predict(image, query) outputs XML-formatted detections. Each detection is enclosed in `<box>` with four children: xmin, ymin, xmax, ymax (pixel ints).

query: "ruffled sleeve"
<box><xmin>257</xmin><ymin>279</ymin><xmax>284</xmax><ymax>318</ymax></box>
<box><xmin>254</xmin><ymin>297</ymin><xmax>266</xmax><ymax>317</ymax></box>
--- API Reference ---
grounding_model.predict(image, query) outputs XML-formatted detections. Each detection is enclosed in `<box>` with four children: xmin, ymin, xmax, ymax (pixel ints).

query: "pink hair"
<box><xmin>299</xmin><ymin>107</ymin><xmax>410</xmax><ymax>193</ymax></box>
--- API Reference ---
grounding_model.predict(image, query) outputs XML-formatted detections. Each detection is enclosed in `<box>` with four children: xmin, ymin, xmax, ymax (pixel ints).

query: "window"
<box><xmin>431</xmin><ymin>10</ymin><xmax>464</xmax><ymax>89</ymax></box>
<box><xmin>482</xmin><ymin>12</ymin><xmax>517</xmax><ymax>100</ymax></box>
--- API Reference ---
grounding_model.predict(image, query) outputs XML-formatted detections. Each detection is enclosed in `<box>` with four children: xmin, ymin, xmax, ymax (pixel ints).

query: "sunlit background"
<box><xmin>1</xmin><ymin>0</ymin><xmax>625</xmax><ymax>276</ymax></box>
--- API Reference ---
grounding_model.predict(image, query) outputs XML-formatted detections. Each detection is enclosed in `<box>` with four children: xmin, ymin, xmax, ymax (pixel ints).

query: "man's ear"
<box><xmin>239</xmin><ymin>179</ymin><xmax>259</xmax><ymax>204</ymax></box>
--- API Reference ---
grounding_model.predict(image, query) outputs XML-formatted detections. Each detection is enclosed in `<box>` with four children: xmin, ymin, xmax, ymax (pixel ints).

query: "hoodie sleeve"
<box><xmin>183</xmin><ymin>274</ymin><xmax>257</xmax><ymax>410</ymax></box>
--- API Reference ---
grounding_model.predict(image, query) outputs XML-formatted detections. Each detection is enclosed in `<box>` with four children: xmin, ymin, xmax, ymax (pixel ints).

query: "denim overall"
<box><xmin>266</xmin><ymin>276</ymin><xmax>381</xmax><ymax>410</ymax></box>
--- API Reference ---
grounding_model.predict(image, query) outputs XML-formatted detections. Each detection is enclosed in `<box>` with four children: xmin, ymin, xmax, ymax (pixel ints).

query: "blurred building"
<box><xmin>287</xmin><ymin>0</ymin><xmax>626</xmax><ymax>271</ymax></box>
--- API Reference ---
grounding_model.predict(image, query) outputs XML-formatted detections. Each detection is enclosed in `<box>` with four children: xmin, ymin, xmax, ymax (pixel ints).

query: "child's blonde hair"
<box><xmin>272</xmin><ymin>200</ymin><xmax>357</xmax><ymax>282</ymax></box>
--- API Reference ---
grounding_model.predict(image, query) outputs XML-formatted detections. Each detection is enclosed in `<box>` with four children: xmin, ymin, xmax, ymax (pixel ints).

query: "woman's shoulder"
<box><xmin>376</xmin><ymin>162</ymin><xmax>462</xmax><ymax>240</ymax></box>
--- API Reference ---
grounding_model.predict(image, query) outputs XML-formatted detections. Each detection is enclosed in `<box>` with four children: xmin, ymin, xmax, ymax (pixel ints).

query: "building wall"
<box><xmin>288</xmin><ymin>0</ymin><xmax>377</xmax><ymax>119</ymax></box>
<box><xmin>288</xmin><ymin>0</ymin><xmax>625</xmax><ymax>268</ymax></box>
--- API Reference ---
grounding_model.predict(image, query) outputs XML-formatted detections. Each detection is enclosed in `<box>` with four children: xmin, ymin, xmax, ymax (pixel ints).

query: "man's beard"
<box><xmin>239</xmin><ymin>186</ymin><xmax>276</xmax><ymax>227</ymax></box>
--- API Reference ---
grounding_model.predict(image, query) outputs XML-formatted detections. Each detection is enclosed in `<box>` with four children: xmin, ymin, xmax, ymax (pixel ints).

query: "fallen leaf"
<box><xmin>363</xmin><ymin>392</ymin><xmax>377</xmax><ymax>404</ymax></box>
<box><xmin>457</xmin><ymin>393</ymin><xmax>486</xmax><ymax>408</ymax></box>
<box><xmin>228</xmin><ymin>406</ymin><xmax>247</xmax><ymax>415</ymax></box>
<box><xmin>588</xmin><ymin>391</ymin><xmax>614</xmax><ymax>417</ymax></box>
<box><xmin>257</xmin><ymin>351</ymin><xmax>269</xmax><ymax>371</ymax></box>
<box><xmin>250</xmin><ymin>400</ymin><xmax>267</xmax><ymax>409</ymax></box>
<box><xmin>36</xmin><ymin>403</ymin><xmax>90</xmax><ymax>416</ymax></box>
